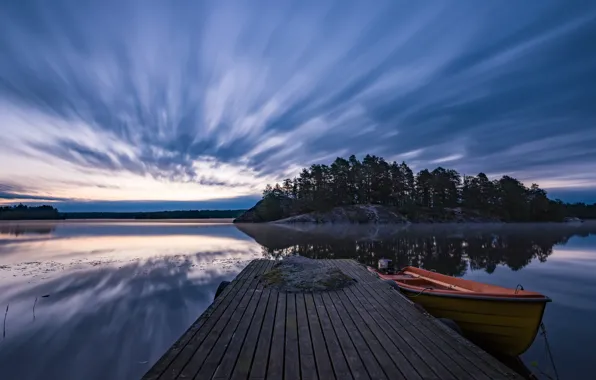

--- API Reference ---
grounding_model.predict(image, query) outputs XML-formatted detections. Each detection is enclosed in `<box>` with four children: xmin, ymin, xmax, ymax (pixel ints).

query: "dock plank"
<box><xmin>335</xmin><ymin>289</ymin><xmax>410</xmax><ymax>380</ymax></box>
<box><xmin>303</xmin><ymin>292</ymin><xmax>335</xmax><ymax>380</ymax></box>
<box><xmin>324</xmin><ymin>267</ymin><xmax>426</xmax><ymax>379</ymax></box>
<box><xmin>334</xmin><ymin>260</ymin><xmax>482</xmax><ymax>379</ymax></box>
<box><xmin>144</xmin><ymin>262</ymin><xmax>256</xmax><ymax>380</ymax></box>
<box><xmin>267</xmin><ymin>291</ymin><xmax>286</xmax><ymax>379</ymax></box>
<box><xmin>308</xmin><ymin>293</ymin><xmax>352</xmax><ymax>380</ymax></box>
<box><xmin>229</xmin><ymin>285</ymin><xmax>271</xmax><ymax>380</ymax></box>
<box><xmin>144</xmin><ymin>259</ymin><xmax>523</xmax><ymax>380</ymax></box>
<box><xmin>296</xmin><ymin>293</ymin><xmax>318</xmax><ymax>380</ymax></box>
<box><xmin>340</xmin><ymin>259</ymin><xmax>519</xmax><ymax>379</ymax></box>
<box><xmin>247</xmin><ymin>289</ymin><xmax>278</xmax><ymax>380</ymax></box>
<box><xmin>284</xmin><ymin>293</ymin><xmax>301</xmax><ymax>380</ymax></box>
<box><xmin>325</xmin><ymin>290</ymin><xmax>388</xmax><ymax>380</ymax></box>
<box><xmin>315</xmin><ymin>292</ymin><xmax>367</xmax><ymax>380</ymax></box>
<box><xmin>147</xmin><ymin>260</ymin><xmax>264</xmax><ymax>380</ymax></box>
<box><xmin>212</xmin><ymin>261</ymin><xmax>275</xmax><ymax>379</ymax></box>
<box><xmin>334</xmin><ymin>260</ymin><xmax>467</xmax><ymax>380</ymax></box>
<box><xmin>177</xmin><ymin>260</ymin><xmax>268</xmax><ymax>378</ymax></box>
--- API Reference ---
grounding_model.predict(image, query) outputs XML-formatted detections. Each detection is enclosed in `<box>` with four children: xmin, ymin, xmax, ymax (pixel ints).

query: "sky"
<box><xmin>1</xmin><ymin>0</ymin><xmax>595</xmax><ymax>211</ymax></box>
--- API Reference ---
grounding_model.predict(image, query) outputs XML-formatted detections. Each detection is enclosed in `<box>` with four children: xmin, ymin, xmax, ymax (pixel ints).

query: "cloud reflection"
<box><xmin>0</xmin><ymin>258</ymin><xmax>236</xmax><ymax>380</ymax></box>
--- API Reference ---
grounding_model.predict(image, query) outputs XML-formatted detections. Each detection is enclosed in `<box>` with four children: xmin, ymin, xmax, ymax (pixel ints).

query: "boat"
<box><xmin>369</xmin><ymin>261</ymin><xmax>551</xmax><ymax>356</ymax></box>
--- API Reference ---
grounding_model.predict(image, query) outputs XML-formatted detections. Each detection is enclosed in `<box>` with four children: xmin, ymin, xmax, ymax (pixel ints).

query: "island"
<box><xmin>234</xmin><ymin>154</ymin><xmax>595</xmax><ymax>223</ymax></box>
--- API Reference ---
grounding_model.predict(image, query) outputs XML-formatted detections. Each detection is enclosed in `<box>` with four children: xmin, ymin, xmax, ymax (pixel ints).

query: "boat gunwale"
<box><xmin>399</xmin><ymin>285</ymin><xmax>552</xmax><ymax>303</ymax></box>
<box><xmin>367</xmin><ymin>266</ymin><xmax>552</xmax><ymax>302</ymax></box>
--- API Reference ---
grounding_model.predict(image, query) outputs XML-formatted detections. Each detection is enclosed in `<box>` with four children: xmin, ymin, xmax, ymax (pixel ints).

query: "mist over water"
<box><xmin>1</xmin><ymin>221</ymin><xmax>595</xmax><ymax>379</ymax></box>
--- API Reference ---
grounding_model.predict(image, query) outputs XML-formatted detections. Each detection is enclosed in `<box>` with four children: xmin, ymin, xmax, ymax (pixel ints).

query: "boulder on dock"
<box><xmin>261</xmin><ymin>256</ymin><xmax>354</xmax><ymax>292</ymax></box>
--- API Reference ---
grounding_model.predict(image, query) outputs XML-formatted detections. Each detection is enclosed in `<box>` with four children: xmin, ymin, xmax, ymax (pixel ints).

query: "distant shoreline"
<box><xmin>0</xmin><ymin>218</ymin><xmax>236</xmax><ymax>223</ymax></box>
<box><xmin>0</xmin><ymin>205</ymin><xmax>247</xmax><ymax>221</ymax></box>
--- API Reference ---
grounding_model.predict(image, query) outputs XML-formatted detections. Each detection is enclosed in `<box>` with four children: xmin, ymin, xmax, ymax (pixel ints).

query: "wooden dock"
<box><xmin>143</xmin><ymin>259</ymin><xmax>522</xmax><ymax>380</ymax></box>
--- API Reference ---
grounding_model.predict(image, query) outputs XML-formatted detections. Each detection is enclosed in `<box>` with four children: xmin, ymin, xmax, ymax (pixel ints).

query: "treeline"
<box><xmin>0</xmin><ymin>204</ymin><xmax>61</xmax><ymax>220</ymax></box>
<box><xmin>261</xmin><ymin>154</ymin><xmax>594</xmax><ymax>222</ymax></box>
<box><xmin>0</xmin><ymin>204</ymin><xmax>245</xmax><ymax>220</ymax></box>
<box><xmin>565</xmin><ymin>202</ymin><xmax>596</xmax><ymax>220</ymax></box>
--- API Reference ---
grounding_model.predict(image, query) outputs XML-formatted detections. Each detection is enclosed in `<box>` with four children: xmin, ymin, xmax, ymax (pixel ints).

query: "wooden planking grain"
<box><xmin>152</xmin><ymin>260</ymin><xmax>264</xmax><ymax>380</ymax></box>
<box><xmin>340</xmin><ymin>260</ymin><xmax>521</xmax><ymax>379</ymax></box>
<box><xmin>341</xmin><ymin>270</ymin><xmax>475</xmax><ymax>380</ymax></box>
<box><xmin>338</xmin><ymin>260</ymin><xmax>500</xmax><ymax>377</ymax></box>
<box><xmin>342</xmin><ymin>280</ymin><xmax>451</xmax><ymax>380</ymax></box>
<box><xmin>248</xmin><ymin>289</ymin><xmax>279</xmax><ymax>380</ymax></box>
<box><xmin>296</xmin><ymin>293</ymin><xmax>318</xmax><ymax>380</ymax></box>
<box><xmin>212</xmin><ymin>261</ymin><xmax>275</xmax><ymax>379</ymax></box>
<box><xmin>144</xmin><ymin>261</ymin><xmax>258</xmax><ymax>380</ymax></box>
<box><xmin>303</xmin><ymin>292</ymin><xmax>336</xmax><ymax>380</ymax></box>
<box><xmin>335</xmin><ymin>289</ymin><xmax>411</xmax><ymax>380</ymax></box>
<box><xmin>284</xmin><ymin>293</ymin><xmax>301</xmax><ymax>380</ymax></box>
<box><xmin>325</xmin><ymin>290</ymin><xmax>388</xmax><ymax>380</ymax></box>
<box><xmin>228</xmin><ymin>286</ymin><xmax>272</xmax><ymax>380</ymax></box>
<box><xmin>313</xmin><ymin>293</ymin><xmax>370</xmax><ymax>380</ymax></box>
<box><xmin>267</xmin><ymin>291</ymin><xmax>287</xmax><ymax>380</ymax></box>
<box><xmin>145</xmin><ymin>259</ymin><xmax>523</xmax><ymax>380</ymax></box>
<box><xmin>175</xmin><ymin>260</ymin><xmax>269</xmax><ymax>379</ymax></box>
<box><xmin>311</xmin><ymin>293</ymin><xmax>357</xmax><ymax>380</ymax></box>
<box><xmin>320</xmin><ymin>260</ymin><xmax>404</xmax><ymax>379</ymax></box>
<box><xmin>335</xmin><ymin>260</ymin><xmax>484</xmax><ymax>380</ymax></box>
<box><xmin>334</xmin><ymin>260</ymin><xmax>464</xmax><ymax>379</ymax></box>
<box><xmin>304</xmin><ymin>293</ymin><xmax>335</xmax><ymax>379</ymax></box>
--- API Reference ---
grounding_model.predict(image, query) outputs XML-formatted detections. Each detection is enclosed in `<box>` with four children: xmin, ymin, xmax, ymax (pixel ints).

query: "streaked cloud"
<box><xmin>1</xmin><ymin>0</ymin><xmax>595</xmax><ymax>208</ymax></box>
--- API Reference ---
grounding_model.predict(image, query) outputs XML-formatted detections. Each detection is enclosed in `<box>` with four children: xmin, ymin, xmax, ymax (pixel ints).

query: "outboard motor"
<box><xmin>377</xmin><ymin>258</ymin><xmax>395</xmax><ymax>274</ymax></box>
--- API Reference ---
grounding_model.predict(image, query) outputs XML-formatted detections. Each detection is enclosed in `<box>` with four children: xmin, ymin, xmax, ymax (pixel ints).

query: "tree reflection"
<box><xmin>0</xmin><ymin>224</ymin><xmax>56</xmax><ymax>236</ymax></box>
<box><xmin>237</xmin><ymin>223</ymin><xmax>596</xmax><ymax>277</ymax></box>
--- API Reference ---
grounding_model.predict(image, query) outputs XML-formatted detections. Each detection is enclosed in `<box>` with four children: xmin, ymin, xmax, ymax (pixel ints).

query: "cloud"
<box><xmin>1</xmin><ymin>0</ymin><xmax>595</xmax><ymax>208</ymax></box>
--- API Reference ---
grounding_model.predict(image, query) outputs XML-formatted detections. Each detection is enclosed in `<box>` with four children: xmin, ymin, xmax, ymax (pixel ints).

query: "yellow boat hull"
<box><xmin>401</xmin><ymin>289</ymin><xmax>548</xmax><ymax>356</ymax></box>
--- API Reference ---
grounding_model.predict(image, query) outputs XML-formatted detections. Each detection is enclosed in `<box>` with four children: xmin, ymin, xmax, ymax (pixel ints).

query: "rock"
<box><xmin>563</xmin><ymin>217</ymin><xmax>583</xmax><ymax>223</ymax></box>
<box><xmin>233</xmin><ymin>196</ymin><xmax>297</xmax><ymax>223</ymax></box>
<box><xmin>261</xmin><ymin>256</ymin><xmax>354</xmax><ymax>292</ymax></box>
<box><xmin>235</xmin><ymin>201</ymin><xmax>501</xmax><ymax>224</ymax></box>
<box><xmin>274</xmin><ymin>204</ymin><xmax>409</xmax><ymax>224</ymax></box>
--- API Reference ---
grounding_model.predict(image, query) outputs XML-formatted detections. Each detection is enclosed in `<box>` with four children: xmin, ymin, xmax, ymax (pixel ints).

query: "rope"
<box><xmin>539</xmin><ymin>322</ymin><xmax>560</xmax><ymax>380</ymax></box>
<box><xmin>408</xmin><ymin>287</ymin><xmax>433</xmax><ymax>298</ymax></box>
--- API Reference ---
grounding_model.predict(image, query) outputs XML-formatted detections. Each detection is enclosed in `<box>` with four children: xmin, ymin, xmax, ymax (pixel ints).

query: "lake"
<box><xmin>1</xmin><ymin>221</ymin><xmax>595</xmax><ymax>379</ymax></box>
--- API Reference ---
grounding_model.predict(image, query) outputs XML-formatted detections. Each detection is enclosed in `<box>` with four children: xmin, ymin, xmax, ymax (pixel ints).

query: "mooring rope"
<box><xmin>538</xmin><ymin>322</ymin><xmax>560</xmax><ymax>380</ymax></box>
<box><xmin>408</xmin><ymin>287</ymin><xmax>434</xmax><ymax>298</ymax></box>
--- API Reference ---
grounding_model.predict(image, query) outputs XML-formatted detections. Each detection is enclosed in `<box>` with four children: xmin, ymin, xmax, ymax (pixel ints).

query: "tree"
<box><xmin>330</xmin><ymin>157</ymin><xmax>351</xmax><ymax>206</ymax></box>
<box><xmin>496</xmin><ymin>176</ymin><xmax>531</xmax><ymax>221</ymax></box>
<box><xmin>282</xmin><ymin>178</ymin><xmax>294</xmax><ymax>198</ymax></box>
<box><xmin>415</xmin><ymin>169</ymin><xmax>433</xmax><ymax>207</ymax></box>
<box><xmin>255</xmin><ymin>153</ymin><xmax>578</xmax><ymax>222</ymax></box>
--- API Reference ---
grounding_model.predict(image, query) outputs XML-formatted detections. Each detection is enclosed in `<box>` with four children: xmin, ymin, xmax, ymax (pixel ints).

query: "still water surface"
<box><xmin>1</xmin><ymin>220</ymin><xmax>595</xmax><ymax>379</ymax></box>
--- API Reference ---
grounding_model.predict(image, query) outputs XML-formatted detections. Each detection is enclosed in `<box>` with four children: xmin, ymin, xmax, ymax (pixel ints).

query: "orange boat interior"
<box><xmin>376</xmin><ymin>266</ymin><xmax>549</xmax><ymax>299</ymax></box>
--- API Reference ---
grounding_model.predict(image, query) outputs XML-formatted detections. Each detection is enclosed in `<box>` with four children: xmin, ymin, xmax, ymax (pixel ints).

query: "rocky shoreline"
<box><xmin>234</xmin><ymin>202</ymin><xmax>501</xmax><ymax>224</ymax></box>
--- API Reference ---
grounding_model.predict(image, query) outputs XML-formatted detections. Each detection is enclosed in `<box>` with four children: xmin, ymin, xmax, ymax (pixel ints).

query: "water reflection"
<box><xmin>0</xmin><ymin>258</ymin><xmax>237</xmax><ymax>380</ymax></box>
<box><xmin>1</xmin><ymin>221</ymin><xmax>595</xmax><ymax>380</ymax></box>
<box><xmin>0</xmin><ymin>221</ymin><xmax>262</xmax><ymax>380</ymax></box>
<box><xmin>0</xmin><ymin>223</ymin><xmax>56</xmax><ymax>237</ymax></box>
<box><xmin>237</xmin><ymin>223</ymin><xmax>596</xmax><ymax>276</ymax></box>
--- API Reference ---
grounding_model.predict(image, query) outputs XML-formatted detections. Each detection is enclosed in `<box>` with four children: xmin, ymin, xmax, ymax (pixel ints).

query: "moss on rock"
<box><xmin>261</xmin><ymin>256</ymin><xmax>354</xmax><ymax>292</ymax></box>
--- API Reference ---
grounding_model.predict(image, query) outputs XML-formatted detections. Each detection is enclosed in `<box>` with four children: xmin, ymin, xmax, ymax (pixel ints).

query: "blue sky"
<box><xmin>1</xmin><ymin>0</ymin><xmax>595</xmax><ymax>211</ymax></box>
